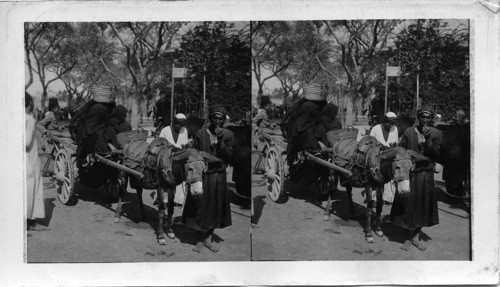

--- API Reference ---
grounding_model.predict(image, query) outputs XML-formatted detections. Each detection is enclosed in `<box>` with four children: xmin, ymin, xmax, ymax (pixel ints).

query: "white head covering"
<box><xmin>174</xmin><ymin>113</ymin><xmax>187</xmax><ymax>120</ymax></box>
<box><xmin>385</xmin><ymin>112</ymin><xmax>397</xmax><ymax>119</ymax></box>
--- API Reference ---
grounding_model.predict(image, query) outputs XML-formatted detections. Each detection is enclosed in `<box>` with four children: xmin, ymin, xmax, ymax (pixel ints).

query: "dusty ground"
<box><xmin>27</xmin><ymin>124</ymin><xmax>251</xmax><ymax>262</ymax></box>
<box><xmin>251</xmin><ymin>125</ymin><xmax>471</xmax><ymax>261</ymax></box>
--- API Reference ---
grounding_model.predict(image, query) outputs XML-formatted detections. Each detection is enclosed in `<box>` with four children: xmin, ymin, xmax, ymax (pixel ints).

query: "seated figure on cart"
<box><xmin>285</xmin><ymin>83</ymin><xmax>341</xmax><ymax>186</ymax></box>
<box><xmin>73</xmin><ymin>85</ymin><xmax>130</xmax><ymax>188</ymax></box>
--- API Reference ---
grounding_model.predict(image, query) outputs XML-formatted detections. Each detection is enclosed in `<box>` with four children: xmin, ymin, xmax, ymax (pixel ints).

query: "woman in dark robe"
<box><xmin>391</xmin><ymin>105</ymin><xmax>441</xmax><ymax>251</ymax></box>
<box><xmin>75</xmin><ymin>86</ymin><xmax>117</xmax><ymax>187</ymax></box>
<box><xmin>314</xmin><ymin>103</ymin><xmax>341</xmax><ymax>147</ymax></box>
<box><xmin>286</xmin><ymin>84</ymin><xmax>327</xmax><ymax>186</ymax></box>
<box><xmin>182</xmin><ymin>106</ymin><xmax>233</xmax><ymax>253</ymax></box>
<box><xmin>104</xmin><ymin>105</ymin><xmax>131</xmax><ymax>149</ymax></box>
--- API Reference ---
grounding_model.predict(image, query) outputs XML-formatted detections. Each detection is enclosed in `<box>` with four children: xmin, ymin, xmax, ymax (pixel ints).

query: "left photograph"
<box><xmin>24</xmin><ymin>21</ymin><xmax>252</xmax><ymax>262</ymax></box>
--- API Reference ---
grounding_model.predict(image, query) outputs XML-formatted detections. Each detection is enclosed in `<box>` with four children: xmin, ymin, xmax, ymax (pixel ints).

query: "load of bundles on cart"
<box><xmin>68</xmin><ymin>85</ymin><xmax>135</xmax><ymax>188</ymax></box>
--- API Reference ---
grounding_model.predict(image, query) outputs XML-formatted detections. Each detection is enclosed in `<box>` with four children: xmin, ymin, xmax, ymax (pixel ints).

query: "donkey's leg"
<box><xmin>365</xmin><ymin>185</ymin><xmax>375</xmax><ymax>243</ymax></box>
<box><xmin>346</xmin><ymin>185</ymin><xmax>357</xmax><ymax>219</ymax></box>
<box><xmin>165</xmin><ymin>185</ymin><xmax>176</xmax><ymax>239</ymax></box>
<box><xmin>374</xmin><ymin>185</ymin><xmax>384</xmax><ymax>237</ymax></box>
<box><xmin>324</xmin><ymin>174</ymin><xmax>338</xmax><ymax>221</ymax></box>
<box><xmin>114</xmin><ymin>172</ymin><xmax>127</xmax><ymax>223</ymax></box>
<box><xmin>156</xmin><ymin>186</ymin><xmax>167</xmax><ymax>245</ymax></box>
<box><xmin>136</xmin><ymin>186</ymin><xmax>146</xmax><ymax>221</ymax></box>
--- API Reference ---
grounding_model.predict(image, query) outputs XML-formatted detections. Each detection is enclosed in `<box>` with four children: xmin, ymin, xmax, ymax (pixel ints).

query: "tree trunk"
<box><xmin>130</xmin><ymin>94</ymin><xmax>141</xmax><ymax>130</ymax></box>
<box><xmin>40</xmin><ymin>86</ymin><xmax>48</xmax><ymax>111</ymax></box>
<box><xmin>344</xmin><ymin>92</ymin><xmax>356</xmax><ymax>127</ymax></box>
<box><xmin>66</xmin><ymin>92</ymin><xmax>73</xmax><ymax>109</ymax></box>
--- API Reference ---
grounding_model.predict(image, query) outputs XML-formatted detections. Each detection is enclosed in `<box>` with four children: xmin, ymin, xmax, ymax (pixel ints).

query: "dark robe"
<box><xmin>286</xmin><ymin>100</ymin><xmax>325</xmax><ymax>165</ymax></box>
<box><xmin>286</xmin><ymin>99</ymin><xmax>327</xmax><ymax>186</ymax></box>
<box><xmin>154</xmin><ymin>97</ymin><xmax>171</xmax><ymax>127</ymax></box>
<box><xmin>76</xmin><ymin>101</ymin><xmax>116</xmax><ymax>188</ymax></box>
<box><xmin>391</xmin><ymin>126</ymin><xmax>441</xmax><ymax>230</ymax></box>
<box><xmin>315</xmin><ymin>103</ymin><xmax>340</xmax><ymax>147</ymax></box>
<box><xmin>182</xmin><ymin>127</ymin><xmax>233</xmax><ymax>231</ymax></box>
<box><xmin>104</xmin><ymin>105</ymin><xmax>132</xmax><ymax>148</ymax></box>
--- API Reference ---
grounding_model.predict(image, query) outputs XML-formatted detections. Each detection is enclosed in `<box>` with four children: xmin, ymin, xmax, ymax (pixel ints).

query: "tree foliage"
<box><xmin>25</xmin><ymin>22</ymin><xmax>77</xmax><ymax>109</ymax></box>
<box><xmin>179</xmin><ymin>22</ymin><xmax>251</xmax><ymax>122</ymax></box>
<box><xmin>394</xmin><ymin>20</ymin><xmax>469</xmax><ymax>119</ymax></box>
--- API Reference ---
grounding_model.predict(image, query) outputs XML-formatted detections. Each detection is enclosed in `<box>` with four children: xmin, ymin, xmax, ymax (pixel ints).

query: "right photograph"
<box><xmin>250</xmin><ymin>20</ymin><xmax>471</xmax><ymax>260</ymax></box>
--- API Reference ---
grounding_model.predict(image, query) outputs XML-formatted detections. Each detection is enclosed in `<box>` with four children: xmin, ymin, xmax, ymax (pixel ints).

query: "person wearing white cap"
<box><xmin>159</xmin><ymin>113</ymin><xmax>189</xmax><ymax>149</ymax></box>
<box><xmin>158</xmin><ymin>113</ymin><xmax>189</xmax><ymax>207</ymax></box>
<box><xmin>369</xmin><ymin>112</ymin><xmax>399</xmax><ymax>204</ymax></box>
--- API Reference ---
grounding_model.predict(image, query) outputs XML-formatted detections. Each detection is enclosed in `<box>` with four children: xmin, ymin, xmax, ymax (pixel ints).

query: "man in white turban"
<box><xmin>158</xmin><ymin>113</ymin><xmax>189</xmax><ymax>206</ymax></box>
<box><xmin>369</xmin><ymin>112</ymin><xmax>399</xmax><ymax>203</ymax></box>
<box><xmin>159</xmin><ymin>113</ymin><xmax>189</xmax><ymax>149</ymax></box>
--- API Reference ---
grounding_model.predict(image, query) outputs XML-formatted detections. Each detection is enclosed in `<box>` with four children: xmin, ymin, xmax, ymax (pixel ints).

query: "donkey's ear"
<box><xmin>199</xmin><ymin>151</ymin><xmax>222</xmax><ymax>163</ymax></box>
<box><xmin>407</xmin><ymin>150</ymin><xmax>430</xmax><ymax>163</ymax></box>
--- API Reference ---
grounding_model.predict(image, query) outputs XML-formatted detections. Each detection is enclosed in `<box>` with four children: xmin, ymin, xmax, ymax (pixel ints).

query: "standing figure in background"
<box><xmin>252</xmin><ymin>96</ymin><xmax>273</xmax><ymax>173</ymax></box>
<box><xmin>391</xmin><ymin>105</ymin><xmax>441</xmax><ymax>251</ymax></box>
<box><xmin>37</xmin><ymin>97</ymin><xmax>61</xmax><ymax>135</ymax></box>
<box><xmin>36</xmin><ymin>98</ymin><xmax>63</xmax><ymax>153</ymax></box>
<box><xmin>25</xmin><ymin>93</ymin><xmax>46</xmax><ymax>231</ymax></box>
<box><xmin>182</xmin><ymin>106</ymin><xmax>233</xmax><ymax>253</ymax></box>
<box><xmin>153</xmin><ymin>96</ymin><xmax>172</xmax><ymax>131</ymax></box>
<box><xmin>370</xmin><ymin>112</ymin><xmax>399</xmax><ymax>203</ymax></box>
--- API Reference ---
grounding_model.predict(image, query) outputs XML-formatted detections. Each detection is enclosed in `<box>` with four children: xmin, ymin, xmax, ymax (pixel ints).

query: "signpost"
<box><xmin>171</xmin><ymin>66</ymin><xmax>188</xmax><ymax>123</ymax></box>
<box><xmin>384</xmin><ymin>63</ymin><xmax>400</xmax><ymax>114</ymax></box>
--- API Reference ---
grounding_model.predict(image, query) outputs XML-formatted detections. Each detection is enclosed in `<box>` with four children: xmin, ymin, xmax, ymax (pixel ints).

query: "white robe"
<box><xmin>159</xmin><ymin>126</ymin><xmax>189</xmax><ymax>149</ymax></box>
<box><xmin>369</xmin><ymin>124</ymin><xmax>398</xmax><ymax>147</ymax></box>
<box><xmin>159</xmin><ymin>126</ymin><xmax>189</xmax><ymax>205</ymax></box>
<box><xmin>369</xmin><ymin>124</ymin><xmax>399</xmax><ymax>203</ymax></box>
<box><xmin>26</xmin><ymin>114</ymin><xmax>45</xmax><ymax>220</ymax></box>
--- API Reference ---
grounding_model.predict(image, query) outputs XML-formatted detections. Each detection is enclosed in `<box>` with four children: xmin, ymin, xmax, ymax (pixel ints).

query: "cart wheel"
<box><xmin>54</xmin><ymin>150</ymin><xmax>75</xmax><ymax>205</ymax></box>
<box><xmin>104</xmin><ymin>177</ymin><xmax>122</xmax><ymax>200</ymax></box>
<box><xmin>38</xmin><ymin>153</ymin><xmax>54</xmax><ymax>177</ymax></box>
<box><xmin>265</xmin><ymin>146</ymin><xmax>284</xmax><ymax>202</ymax></box>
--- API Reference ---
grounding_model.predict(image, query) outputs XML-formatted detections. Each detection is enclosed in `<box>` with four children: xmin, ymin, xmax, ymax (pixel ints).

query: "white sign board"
<box><xmin>172</xmin><ymin>67</ymin><xmax>188</xmax><ymax>78</ymax></box>
<box><xmin>386</xmin><ymin>66</ymin><xmax>400</xmax><ymax>77</ymax></box>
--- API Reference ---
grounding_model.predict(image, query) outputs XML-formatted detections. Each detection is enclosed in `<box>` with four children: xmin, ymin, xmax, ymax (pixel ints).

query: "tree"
<box><xmin>252</xmin><ymin>22</ymin><xmax>297</xmax><ymax>97</ymax></box>
<box><xmin>25</xmin><ymin>23</ymin><xmax>77</xmax><ymax>109</ymax></box>
<box><xmin>179</xmin><ymin>22</ymin><xmax>251</xmax><ymax>121</ymax></box>
<box><xmin>102</xmin><ymin>22</ymin><xmax>185</xmax><ymax>129</ymax></box>
<box><xmin>54</xmin><ymin>23</ymin><xmax>118</xmax><ymax>108</ymax></box>
<box><xmin>314</xmin><ymin>20</ymin><xmax>401</xmax><ymax>126</ymax></box>
<box><xmin>394</xmin><ymin>19</ymin><xmax>469</xmax><ymax>118</ymax></box>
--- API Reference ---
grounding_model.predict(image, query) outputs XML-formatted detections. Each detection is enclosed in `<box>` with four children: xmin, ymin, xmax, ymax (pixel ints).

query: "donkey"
<box><xmin>114</xmin><ymin>140</ymin><xmax>221</xmax><ymax>245</ymax></box>
<box><xmin>323</xmin><ymin>137</ymin><xmax>429</xmax><ymax>243</ymax></box>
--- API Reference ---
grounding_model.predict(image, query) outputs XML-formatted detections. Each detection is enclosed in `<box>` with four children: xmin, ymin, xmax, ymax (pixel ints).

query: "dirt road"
<box><xmin>27</xmin><ymin>167</ymin><xmax>251</xmax><ymax>263</ymax></box>
<box><xmin>251</xmin><ymin>167</ymin><xmax>471</xmax><ymax>261</ymax></box>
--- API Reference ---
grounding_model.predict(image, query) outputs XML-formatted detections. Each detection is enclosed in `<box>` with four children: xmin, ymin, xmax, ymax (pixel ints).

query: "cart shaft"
<box><xmin>94</xmin><ymin>153</ymin><xmax>144</xmax><ymax>179</ymax></box>
<box><xmin>303</xmin><ymin>151</ymin><xmax>353</xmax><ymax>177</ymax></box>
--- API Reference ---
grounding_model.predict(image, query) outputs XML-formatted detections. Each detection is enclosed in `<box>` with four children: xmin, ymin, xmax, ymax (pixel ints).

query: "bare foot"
<box><xmin>400</xmin><ymin>240</ymin><xmax>412</xmax><ymax>251</ymax></box>
<box><xmin>166</xmin><ymin>227</ymin><xmax>176</xmax><ymax>239</ymax></box>
<box><xmin>411</xmin><ymin>239</ymin><xmax>427</xmax><ymax>251</ymax></box>
<box><xmin>204</xmin><ymin>241</ymin><xmax>219</xmax><ymax>253</ymax></box>
<box><xmin>192</xmin><ymin>241</ymin><xmax>204</xmax><ymax>253</ymax></box>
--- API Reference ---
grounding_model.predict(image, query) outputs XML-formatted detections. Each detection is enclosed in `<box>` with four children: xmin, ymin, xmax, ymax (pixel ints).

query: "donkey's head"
<box><xmin>171</xmin><ymin>149</ymin><xmax>221</xmax><ymax>196</ymax></box>
<box><xmin>379</xmin><ymin>147</ymin><xmax>430</xmax><ymax>194</ymax></box>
